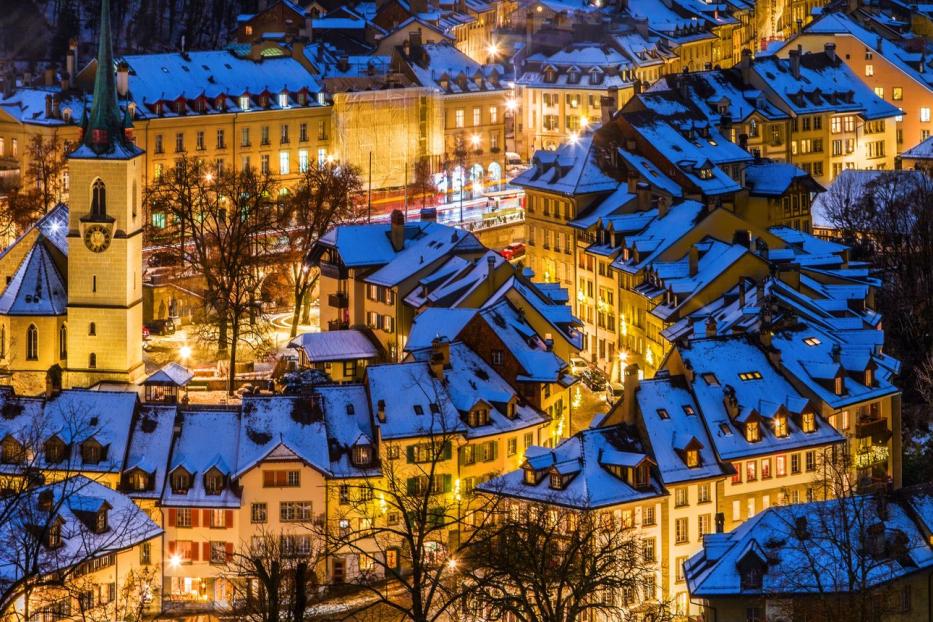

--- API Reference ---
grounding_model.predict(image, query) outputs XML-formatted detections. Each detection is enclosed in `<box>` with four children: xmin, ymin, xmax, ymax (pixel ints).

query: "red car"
<box><xmin>500</xmin><ymin>242</ymin><xmax>526</xmax><ymax>261</ymax></box>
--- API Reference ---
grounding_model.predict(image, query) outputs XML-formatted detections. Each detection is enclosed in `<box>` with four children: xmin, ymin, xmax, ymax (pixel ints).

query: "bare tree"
<box><xmin>463</xmin><ymin>501</ymin><xmax>661</xmax><ymax>622</ymax></box>
<box><xmin>146</xmin><ymin>156</ymin><xmax>284</xmax><ymax>393</ymax></box>
<box><xmin>319</xmin><ymin>403</ymin><xmax>500</xmax><ymax>622</ymax></box>
<box><xmin>224</xmin><ymin>526</ymin><xmax>325</xmax><ymax>622</ymax></box>
<box><xmin>284</xmin><ymin>161</ymin><xmax>364</xmax><ymax>338</ymax></box>
<box><xmin>24</xmin><ymin>133</ymin><xmax>70</xmax><ymax>213</ymax></box>
<box><xmin>763</xmin><ymin>455</ymin><xmax>916</xmax><ymax>622</ymax></box>
<box><xmin>409</xmin><ymin>157</ymin><xmax>437</xmax><ymax>211</ymax></box>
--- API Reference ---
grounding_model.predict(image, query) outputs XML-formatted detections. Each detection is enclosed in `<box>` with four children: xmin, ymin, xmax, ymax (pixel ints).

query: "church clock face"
<box><xmin>84</xmin><ymin>224</ymin><xmax>111</xmax><ymax>253</ymax></box>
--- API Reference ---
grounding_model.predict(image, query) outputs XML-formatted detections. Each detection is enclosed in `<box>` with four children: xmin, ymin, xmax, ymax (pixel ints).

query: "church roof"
<box><xmin>0</xmin><ymin>238</ymin><xmax>67</xmax><ymax>316</ymax></box>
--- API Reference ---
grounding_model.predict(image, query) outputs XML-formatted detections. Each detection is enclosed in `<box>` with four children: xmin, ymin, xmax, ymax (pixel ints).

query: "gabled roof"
<box><xmin>163</xmin><ymin>408</ymin><xmax>241</xmax><ymax>508</ymax></box>
<box><xmin>744</xmin><ymin>161</ymin><xmax>822</xmax><ymax>196</ymax></box>
<box><xmin>123</xmin><ymin>405</ymin><xmax>176</xmax><ymax>499</ymax></box>
<box><xmin>289</xmin><ymin>330</ymin><xmax>379</xmax><ymax>362</ymax></box>
<box><xmin>0</xmin><ymin>238</ymin><xmax>67</xmax><ymax>316</ymax></box>
<box><xmin>512</xmin><ymin>131</ymin><xmax>620</xmax><ymax>196</ymax></box>
<box><xmin>144</xmin><ymin>363</ymin><xmax>193</xmax><ymax>386</ymax></box>
<box><xmin>478</xmin><ymin>426</ymin><xmax>663</xmax><ymax>509</ymax></box>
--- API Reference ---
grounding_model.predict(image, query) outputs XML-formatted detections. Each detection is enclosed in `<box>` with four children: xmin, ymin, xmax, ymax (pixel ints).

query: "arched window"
<box><xmin>26</xmin><ymin>325</ymin><xmax>37</xmax><ymax>361</ymax></box>
<box><xmin>58</xmin><ymin>324</ymin><xmax>66</xmax><ymax>359</ymax></box>
<box><xmin>88</xmin><ymin>322</ymin><xmax>96</xmax><ymax>336</ymax></box>
<box><xmin>131</xmin><ymin>180</ymin><xmax>138</xmax><ymax>219</ymax></box>
<box><xmin>88</xmin><ymin>353</ymin><xmax>96</xmax><ymax>369</ymax></box>
<box><xmin>90</xmin><ymin>179</ymin><xmax>106</xmax><ymax>219</ymax></box>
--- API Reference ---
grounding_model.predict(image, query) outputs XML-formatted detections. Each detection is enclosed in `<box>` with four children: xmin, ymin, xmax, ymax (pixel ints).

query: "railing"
<box><xmin>328</xmin><ymin>320</ymin><xmax>349</xmax><ymax>331</ymax></box>
<box><xmin>320</xmin><ymin>261</ymin><xmax>348</xmax><ymax>279</ymax></box>
<box><xmin>856</xmin><ymin>416</ymin><xmax>891</xmax><ymax>443</ymax></box>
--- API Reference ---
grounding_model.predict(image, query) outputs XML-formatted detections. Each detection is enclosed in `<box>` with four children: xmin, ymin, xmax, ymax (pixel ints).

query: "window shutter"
<box><xmin>191</xmin><ymin>510</ymin><xmax>199</xmax><ymax>528</ymax></box>
<box><xmin>441</xmin><ymin>441</ymin><xmax>452</xmax><ymax>461</ymax></box>
<box><xmin>191</xmin><ymin>543</ymin><xmax>199</xmax><ymax>561</ymax></box>
<box><xmin>225</xmin><ymin>510</ymin><xmax>234</xmax><ymax>528</ymax></box>
<box><xmin>490</xmin><ymin>440</ymin><xmax>499</xmax><ymax>461</ymax></box>
<box><xmin>225</xmin><ymin>542</ymin><xmax>234</xmax><ymax>561</ymax></box>
<box><xmin>443</xmin><ymin>474</ymin><xmax>453</xmax><ymax>493</ymax></box>
<box><xmin>406</xmin><ymin>446</ymin><xmax>415</xmax><ymax>463</ymax></box>
<box><xmin>168</xmin><ymin>509</ymin><xmax>176</xmax><ymax>527</ymax></box>
<box><xmin>168</xmin><ymin>540</ymin><xmax>176</xmax><ymax>554</ymax></box>
<box><xmin>263</xmin><ymin>471</ymin><xmax>274</xmax><ymax>486</ymax></box>
<box><xmin>203</xmin><ymin>509</ymin><xmax>212</xmax><ymax>526</ymax></box>
<box><xmin>203</xmin><ymin>542</ymin><xmax>211</xmax><ymax>561</ymax></box>
<box><xmin>406</xmin><ymin>477</ymin><xmax>417</xmax><ymax>495</ymax></box>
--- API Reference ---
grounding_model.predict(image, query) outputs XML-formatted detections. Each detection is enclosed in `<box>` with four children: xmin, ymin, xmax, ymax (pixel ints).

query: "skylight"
<box><xmin>738</xmin><ymin>371</ymin><xmax>763</xmax><ymax>381</ymax></box>
<box><xmin>657</xmin><ymin>408</ymin><xmax>670</xmax><ymax>420</ymax></box>
<box><xmin>413</xmin><ymin>405</ymin><xmax>424</xmax><ymax>415</ymax></box>
<box><xmin>702</xmin><ymin>372</ymin><xmax>720</xmax><ymax>386</ymax></box>
<box><xmin>804</xmin><ymin>337</ymin><xmax>822</xmax><ymax>346</ymax></box>
<box><xmin>683</xmin><ymin>405</ymin><xmax>696</xmax><ymax>416</ymax></box>
<box><xmin>719</xmin><ymin>422</ymin><xmax>733</xmax><ymax>435</ymax></box>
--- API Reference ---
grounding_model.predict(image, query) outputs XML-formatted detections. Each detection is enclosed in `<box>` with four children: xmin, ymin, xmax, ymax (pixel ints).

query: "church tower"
<box><xmin>65</xmin><ymin>0</ymin><xmax>145</xmax><ymax>388</ymax></box>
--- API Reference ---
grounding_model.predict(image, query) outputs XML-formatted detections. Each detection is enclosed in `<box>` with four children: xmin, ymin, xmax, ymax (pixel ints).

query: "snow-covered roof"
<box><xmin>163</xmin><ymin>408</ymin><xmax>241</xmax><ymax>508</ymax></box>
<box><xmin>901</xmin><ymin>135</ymin><xmax>933</xmax><ymax>161</ymax></box>
<box><xmin>512</xmin><ymin>131</ymin><xmax>620</xmax><ymax>196</ymax></box>
<box><xmin>752</xmin><ymin>52</ymin><xmax>901</xmax><ymax>120</ymax></box>
<box><xmin>478</xmin><ymin>426</ymin><xmax>663</xmax><ymax>509</ymax></box>
<box><xmin>405</xmin><ymin>251</ymin><xmax>507</xmax><ymax>309</ymax></box>
<box><xmin>405</xmin><ymin>307</ymin><xmax>478</xmax><ymax>351</ymax></box>
<box><xmin>678</xmin><ymin>336</ymin><xmax>844</xmax><ymax>460</ymax></box>
<box><xmin>686</xmin><ymin>495</ymin><xmax>933</xmax><ymax>597</ymax></box>
<box><xmin>518</xmin><ymin>45</ymin><xmax>633</xmax><ymax>90</ymax></box>
<box><xmin>124</xmin><ymin>405</ymin><xmax>176</xmax><ymax>499</ymax></box>
<box><xmin>368</xmin><ymin>341</ymin><xmax>548</xmax><ymax>440</ymax></box>
<box><xmin>402</xmin><ymin>42</ymin><xmax>507</xmax><ymax>93</ymax></box>
<box><xmin>0</xmin><ymin>476</ymin><xmax>161</xmax><ymax>587</ymax></box>
<box><xmin>236</xmin><ymin>396</ymin><xmax>332</xmax><ymax>477</ymax></box>
<box><xmin>0</xmin><ymin>238</ymin><xmax>67</xmax><ymax>316</ymax></box>
<box><xmin>744</xmin><ymin>161</ymin><xmax>821</xmax><ymax>196</ymax></box>
<box><xmin>0</xmin><ymin>88</ymin><xmax>87</xmax><ymax>126</ymax></box>
<box><xmin>316</xmin><ymin>384</ymin><xmax>379</xmax><ymax>478</ymax></box>
<box><xmin>610</xmin><ymin>200</ymin><xmax>706</xmax><ymax>274</ymax></box>
<box><xmin>289</xmin><ymin>330</ymin><xmax>379</xmax><ymax>362</ymax></box>
<box><xmin>479</xmin><ymin>300</ymin><xmax>569</xmax><ymax>382</ymax></box>
<box><xmin>635</xmin><ymin>374</ymin><xmax>725</xmax><ymax>484</ymax></box>
<box><xmin>144</xmin><ymin>362</ymin><xmax>194</xmax><ymax>386</ymax></box>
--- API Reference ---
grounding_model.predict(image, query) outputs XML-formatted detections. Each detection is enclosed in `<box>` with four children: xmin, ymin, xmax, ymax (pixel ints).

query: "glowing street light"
<box><xmin>179</xmin><ymin>345</ymin><xmax>192</xmax><ymax>361</ymax></box>
<box><xmin>487</xmin><ymin>42</ymin><xmax>500</xmax><ymax>58</ymax></box>
<box><xmin>203</xmin><ymin>172</ymin><xmax>214</xmax><ymax>183</ymax></box>
<box><xmin>505</xmin><ymin>97</ymin><xmax>518</xmax><ymax>112</ymax></box>
<box><xmin>568</xmin><ymin>131</ymin><xmax>580</xmax><ymax>144</ymax></box>
<box><xmin>447</xmin><ymin>558</ymin><xmax>458</xmax><ymax>571</ymax></box>
<box><xmin>470</xmin><ymin>134</ymin><xmax>481</xmax><ymax>148</ymax></box>
<box><xmin>580</xmin><ymin>116</ymin><xmax>589</xmax><ymax>128</ymax></box>
<box><xmin>169</xmin><ymin>553</ymin><xmax>182</xmax><ymax>569</ymax></box>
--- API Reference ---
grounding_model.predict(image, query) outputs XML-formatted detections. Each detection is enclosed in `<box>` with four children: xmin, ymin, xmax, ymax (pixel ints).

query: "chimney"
<box><xmin>636</xmin><ymin>181</ymin><xmax>651</xmax><ymax>211</ymax></box>
<box><xmin>389</xmin><ymin>209</ymin><xmax>405</xmax><ymax>251</ymax></box>
<box><xmin>633</xmin><ymin>78</ymin><xmax>642</xmax><ymax>95</ymax></box>
<box><xmin>430</xmin><ymin>336</ymin><xmax>450</xmax><ymax>381</ymax></box>
<box><xmin>825</xmin><ymin>42</ymin><xmax>837</xmax><ymax>63</ymax></box>
<box><xmin>60</xmin><ymin>71</ymin><xmax>70</xmax><ymax>92</ymax></box>
<box><xmin>789</xmin><ymin>48</ymin><xmax>801</xmax><ymax>80</ymax></box>
<box><xmin>658</xmin><ymin>195</ymin><xmax>669</xmax><ymax>218</ymax></box>
<box><xmin>739</xmin><ymin>48</ymin><xmax>752</xmax><ymax>86</ymax></box>
<box><xmin>116</xmin><ymin>61</ymin><xmax>129</xmax><ymax>97</ymax></box>
<box><xmin>738</xmin><ymin>133</ymin><xmax>748</xmax><ymax>150</ymax></box>
<box><xmin>486</xmin><ymin>253</ymin><xmax>497</xmax><ymax>293</ymax></box>
<box><xmin>705</xmin><ymin>315</ymin><xmax>717</xmax><ymax>337</ymax></box>
<box><xmin>627</xmin><ymin>174</ymin><xmax>637</xmax><ymax>193</ymax></box>
<box><xmin>688</xmin><ymin>245</ymin><xmax>699</xmax><ymax>277</ymax></box>
<box><xmin>601</xmin><ymin>86</ymin><xmax>619</xmax><ymax>125</ymax></box>
<box><xmin>45</xmin><ymin>94</ymin><xmax>54</xmax><ymax>120</ymax></box>
<box><xmin>419</xmin><ymin>207</ymin><xmax>437</xmax><ymax>221</ymax></box>
<box><xmin>715</xmin><ymin>512</ymin><xmax>725</xmax><ymax>533</ymax></box>
<box><xmin>621</xmin><ymin>363</ymin><xmax>640</xmax><ymax>425</ymax></box>
<box><xmin>738</xmin><ymin>280</ymin><xmax>747</xmax><ymax>308</ymax></box>
<box><xmin>377</xmin><ymin>399</ymin><xmax>386</xmax><ymax>423</ymax></box>
<box><xmin>66</xmin><ymin>38</ymin><xmax>77</xmax><ymax>82</ymax></box>
<box><xmin>44</xmin><ymin>65</ymin><xmax>55</xmax><ymax>87</ymax></box>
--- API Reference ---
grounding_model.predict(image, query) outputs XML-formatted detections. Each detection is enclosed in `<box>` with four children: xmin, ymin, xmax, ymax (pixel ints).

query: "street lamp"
<box><xmin>179</xmin><ymin>345</ymin><xmax>192</xmax><ymax>362</ymax></box>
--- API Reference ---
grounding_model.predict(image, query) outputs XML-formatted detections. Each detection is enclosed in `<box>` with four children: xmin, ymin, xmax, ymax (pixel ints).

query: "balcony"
<box><xmin>328</xmin><ymin>292</ymin><xmax>348</xmax><ymax>308</ymax></box>
<box><xmin>320</xmin><ymin>261</ymin><xmax>348</xmax><ymax>280</ymax></box>
<box><xmin>327</xmin><ymin>320</ymin><xmax>349</xmax><ymax>331</ymax></box>
<box><xmin>856</xmin><ymin>417</ymin><xmax>892</xmax><ymax>445</ymax></box>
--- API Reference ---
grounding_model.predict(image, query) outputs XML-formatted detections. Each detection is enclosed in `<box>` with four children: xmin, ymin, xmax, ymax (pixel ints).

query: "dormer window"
<box><xmin>865</xmin><ymin>367</ymin><xmax>874</xmax><ymax>386</ymax></box>
<box><xmin>47</xmin><ymin>521</ymin><xmax>62</xmax><ymax>548</ymax></box>
<box><xmin>466</xmin><ymin>407</ymin><xmax>490</xmax><ymax>427</ymax></box>
<box><xmin>549</xmin><ymin>471</ymin><xmax>564</xmax><ymax>490</ymax></box>
<box><xmin>352</xmin><ymin>444</ymin><xmax>372</xmax><ymax>467</ymax></box>
<box><xmin>506</xmin><ymin>401</ymin><xmax>517</xmax><ymax>419</ymax></box>
<box><xmin>239</xmin><ymin>95</ymin><xmax>250</xmax><ymax>111</ymax></box>
<box><xmin>745</xmin><ymin>421</ymin><xmax>760</xmax><ymax>443</ymax></box>
<box><xmin>741</xmin><ymin>566</ymin><xmax>763</xmax><ymax>589</ymax></box>
<box><xmin>44</xmin><ymin>438</ymin><xmax>66</xmax><ymax>464</ymax></box>
<box><xmin>801</xmin><ymin>412</ymin><xmax>816</xmax><ymax>433</ymax></box>
<box><xmin>1</xmin><ymin>436</ymin><xmax>22</xmax><ymax>465</ymax></box>
<box><xmin>128</xmin><ymin>470</ymin><xmax>149</xmax><ymax>491</ymax></box>
<box><xmin>773</xmin><ymin>415</ymin><xmax>788</xmax><ymax>438</ymax></box>
<box><xmin>634</xmin><ymin>462</ymin><xmax>650</xmax><ymax>489</ymax></box>
<box><xmin>204</xmin><ymin>469</ymin><xmax>225</xmax><ymax>495</ymax></box>
<box><xmin>686</xmin><ymin>449</ymin><xmax>699</xmax><ymax>468</ymax></box>
<box><xmin>657</xmin><ymin>408</ymin><xmax>670</xmax><ymax>420</ymax></box>
<box><xmin>81</xmin><ymin>440</ymin><xmax>103</xmax><ymax>465</ymax></box>
<box><xmin>835</xmin><ymin>376</ymin><xmax>844</xmax><ymax>395</ymax></box>
<box><xmin>523</xmin><ymin>468</ymin><xmax>537</xmax><ymax>485</ymax></box>
<box><xmin>95</xmin><ymin>508</ymin><xmax>108</xmax><ymax>533</ymax></box>
<box><xmin>278</xmin><ymin>92</ymin><xmax>289</xmax><ymax>108</ymax></box>
<box><xmin>170</xmin><ymin>468</ymin><xmax>192</xmax><ymax>494</ymax></box>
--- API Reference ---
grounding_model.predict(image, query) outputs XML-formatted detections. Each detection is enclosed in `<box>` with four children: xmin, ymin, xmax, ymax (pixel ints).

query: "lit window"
<box><xmin>921</xmin><ymin>107</ymin><xmax>931</xmax><ymax>123</ymax></box>
<box><xmin>801</xmin><ymin>412</ymin><xmax>816</xmax><ymax>433</ymax></box>
<box><xmin>239</xmin><ymin>95</ymin><xmax>250</xmax><ymax>111</ymax></box>
<box><xmin>745</xmin><ymin>422</ymin><xmax>760</xmax><ymax>443</ymax></box>
<box><xmin>893</xmin><ymin>87</ymin><xmax>903</xmax><ymax>101</ymax></box>
<box><xmin>278</xmin><ymin>92</ymin><xmax>289</xmax><ymax>108</ymax></box>
<box><xmin>865</xmin><ymin>64</ymin><xmax>874</xmax><ymax>77</ymax></box>
<box><xmin>657</xmin><ymin>408</ymin><xmax>670</xmax><ymax>420</ymax></box>
<box><xmin>702</xmin><ymin>372</ymin><xmax>720</xmax><ymax>386</ymax></box>
<box><xmin>773</xmin><ymin>415</ymin><xmax>788</xmax><ymax>438</ymax></box>
<box><xmin>874</xmin><ymin>86</ymin><xmax>884</xmax><ymax>99</ymax></box>
<box><xmin>738</xmin><ymin>371</ymin><xmax>763</xmax><ymax>381</ymax></box>
<box><xmin>803</xmin><ymin>337</ymin><xmax>821</xmax><ymax>346</ymax></box>
<box><xmin>279</xmin><ymin>151</ymin><xmax>290</xmax><ymax>175</ymax></box>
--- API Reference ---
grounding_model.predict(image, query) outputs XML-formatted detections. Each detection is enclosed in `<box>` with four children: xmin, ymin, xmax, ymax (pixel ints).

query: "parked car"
<box><xmin>145</xmin><ymin>318</ymin><xmax>176</xmax><ymax>336</ymax></box>
<box><xmin>500</xmin><ymin>242</ymin><xmax>526</xmax><ymax>261</ymax></box>
<box><xmin>569</xmin><ymin>357</ymin><xmax>589</xmax><ymax>375</ymax></box>
<box><xmin>580</xmin><ymin>368</ymin><xmax>607</xmax><ymax>392</ymax></box>
<box><xmin>604</xmin><ymin>382</ymin><xmax>624</xmax><ymax>403</ymax></box>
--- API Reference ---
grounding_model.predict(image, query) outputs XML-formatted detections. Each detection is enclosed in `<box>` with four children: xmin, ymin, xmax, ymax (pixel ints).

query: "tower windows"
<box><xmin>58</xmin><ymin>324</ymin><xmax>66</xmax><ymax>359</ymax></box>
<box><xmin>1</xmin><ymin>325</ymin><xmax>5</xmax><ymax>358</ymax></box>
<box><xmin>89</xmin><ymin>322</ymin><xmax>96</xmax><ymax>336</ymax></box>
<box><xmin>89</xmin><ymin>353</ymin><xmax>97</xmax><ymax>369</ymax></box>
<box><xmin>92</xmin><ymin>276</ymin><xmax>97</xmax><ymax>293</ymax></box>
<box><xmin>26</xmin><ymin>325</ymin><xmax>37</xmax><ymax>360</ymax></box>
<box><xmin>90</xmin><ymin>179</ymin><xmax>106</xmax><ymax>219</ymax></box>
<box><xmin>132</xmin><ymin>181</ymin><xmax>138</xmax><ymax>219</ymax></box>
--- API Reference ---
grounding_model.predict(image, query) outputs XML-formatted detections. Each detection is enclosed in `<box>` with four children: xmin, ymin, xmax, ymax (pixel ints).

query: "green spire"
<box><xmin>83</xmin><ymin>0</ymin><xmax>123</xmax><ymax>154</ymax></box>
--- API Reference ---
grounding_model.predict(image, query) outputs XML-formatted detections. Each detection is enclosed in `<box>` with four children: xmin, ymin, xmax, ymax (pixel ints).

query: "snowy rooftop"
<box><xmin>512</xmin><ymin>131</ymin><xmax>620</xmax><ymax>196</ymax></box>
<box><xmin>478</xmin><ymin>425</ymin><xmax>663</xmax><ymax>509</ymax></box>
<box><xmin>686</xmin><ymin>495</ymin><xmax>933</xmax><ymax>597</ymax></box>
<box><xmin>678</xmin><ymin>336</ymin><xmax>844</xmax><ymax>460</ymax></box>
<box><xmin>0</xmin><ymin>239</ymin><xmax>67</xmax><ymax>316</ymax></box>
<box><xmin>402</xmin><ymin>42</ymin><xmax>507</xmax><ymax>93</ymax></box>
<box><xmin>744</xmin><ymin>161</ymin><xmax>821</xmax><ymax>196</ymax></box>
<box><xmin>124</xmin><ymin>405</ymin><xmax>177</xmax><ymax>499</ymax></box>
<box><xmin>289</xmin><ymin>330</ymin><xmax>379</xmax><ymax>362</ymax></box>
<box><xmin>405</xmin><ymin>307</ymin><xmax>479</xmax><ymax>351</ymax></box>
<box><xmin>164</xmin><ymin>408</ymin><xmax>241</xmax><ymax>508</ymax></box>
<box><xmin>901</xmin><ymin>135</ymin><xmax>933</xmax><ymax>161</ymax></box>
<box><xmin>144</xmin><ymin>362</ymin><xmax>194</xmax><ymax>386</ymax></box>
<box><xmin>609</xmin><ymin>200</ymin><xmax>706</xmax><ymax>274</ymax></box>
